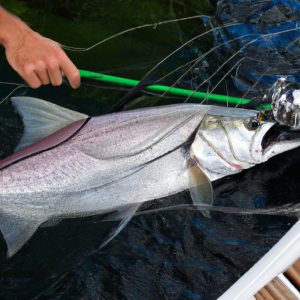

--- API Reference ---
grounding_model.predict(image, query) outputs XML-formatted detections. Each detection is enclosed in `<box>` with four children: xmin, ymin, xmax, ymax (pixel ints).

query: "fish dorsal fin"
<box><xmin>11</xmin><ymin>97</ymin><xmax>88</xmax><ymax>152</ymax></box>
<box><xmin>95</xmin><ymin>203</ymin><xmax>141</xmax><ymax>252</ymax></box>
<box><xmin>187</xmin><ymin>154</ymin><xmax>213</xmax><ymax>206</ymax></box>
<box><xmin>0</xmin><ymin>211</ymin><xmax>44</xmax><ymax>259</ymax></box>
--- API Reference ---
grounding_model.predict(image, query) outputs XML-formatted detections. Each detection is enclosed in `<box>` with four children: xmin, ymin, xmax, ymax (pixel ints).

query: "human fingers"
<box><xmin>46</xmin><ymin>57</ymin><xmax>62</xmax><ymax>86</ymax></box>
<box><xmin>58</xmin><ymin>51</ymin><xmax>80</xmax><ymax>89</ymax></box>
<box><xmin>35</xmin><ymin>63</ymin><xmax>50</xmax><ymax>85</ymax></box>
<box><xmin>20</xmin><ymin>65</ymin><xmax>42</xmax><ymax>89</ymax></box>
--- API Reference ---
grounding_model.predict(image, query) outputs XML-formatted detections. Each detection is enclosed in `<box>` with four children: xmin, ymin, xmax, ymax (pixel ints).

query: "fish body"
<box><xmin>1</xmin><ymin>97</ymin><xmax>300</xmax><ymax>258</ymax></box>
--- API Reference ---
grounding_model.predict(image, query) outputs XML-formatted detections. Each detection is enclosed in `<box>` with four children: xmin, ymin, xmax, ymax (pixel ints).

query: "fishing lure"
<box><xmin>270</xmin><ymin>80</ymin><xmax>300</xmax><ymax>129</ymax></box>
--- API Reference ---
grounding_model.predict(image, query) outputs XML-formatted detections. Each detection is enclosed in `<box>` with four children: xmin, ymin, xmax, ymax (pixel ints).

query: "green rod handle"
<box><xmin>78</xmin><ymin>69</ymin><xmax>271</xmax><ymax>109</ymax></box>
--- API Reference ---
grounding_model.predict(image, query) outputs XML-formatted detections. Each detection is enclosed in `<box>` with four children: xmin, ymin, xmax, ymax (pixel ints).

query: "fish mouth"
<box><xmin>262</xmin><ymin>123</ymin><xmax>300</xmax><ymax>154</ymax></box>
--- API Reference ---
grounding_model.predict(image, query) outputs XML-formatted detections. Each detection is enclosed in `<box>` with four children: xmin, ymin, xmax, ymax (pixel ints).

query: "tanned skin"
<box><xmin>0</xmin><ymin>5</ymin><xmax>80</xmax><ymax>89</ymax></box>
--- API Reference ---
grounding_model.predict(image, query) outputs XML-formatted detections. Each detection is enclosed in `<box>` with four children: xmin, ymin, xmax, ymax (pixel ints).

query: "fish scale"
<box><xmin>1</xmin><ymin>97</ymin><xmax>300</xmax><ymax>259</ymax></box>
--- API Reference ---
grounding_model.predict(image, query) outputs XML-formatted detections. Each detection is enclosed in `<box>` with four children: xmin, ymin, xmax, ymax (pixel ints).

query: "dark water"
<box><xmin>0</xmin><ymin>0</ymin><xmax>300</xmax><ymax>299</ymax></box>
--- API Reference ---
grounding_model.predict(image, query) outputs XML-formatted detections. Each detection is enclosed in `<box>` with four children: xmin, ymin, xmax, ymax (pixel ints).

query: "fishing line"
<box><xmin>134</xmin><ymin>203</ymin><xmax>300</xmax><ymax>217</ymax></box>
<box><xmin>0</xmin><ymin>2</ymin><xmax>286</xmax><ymax>109</ymax></box>
<box><xmin>77</xmin><ymin>69</ymin><xmax>253</xmax><ymax>105</ymax></box>
<box><xmin>59</xmin><ymin>3</ymin><xmax>274</xmax><ymax>93</ymax></box>
<box><xmin>0</xmin><ymin>18</ymin><xmax>246</xmax><ymax>107</ymax></box>
<box><xmin>226</xmin><ymin>81</ymin><xmax>229</xmax><ymax>107</ymax></box>
<box><xmin>107</xmin><ymin>20</ymin><xmax>266</xmax><ymax>112</ymax></box>
<box><xmin>205</xmin><ymin>85</ymin><xmax>209</xmax><ymax>104</ymax></box>
<box><xmin>184</xmin><ymin>26</ymin><xmax>300</xmax><ymax>104</ymax></box>
<box><xmin>150</xmin><ymin>2</ymin><xmax>296</xmax><ymax>105</ymax></box>
<box><xmin>200</xmin><ymin>58</ymin><xmax>245</xmax><ymax>104</ymax></box>
<box><xmin>0</xmin><ymin>81</ymin><xmax>24</xmax><ymax>86</ymax></box>
<box><xmin>0</xmin><ymin>82</ymin><xmax>28</xmax><ymax>105</ymax></box>
<box><xmin>60</xmin><ymin>15</ymin><xmax>209</xmax><ymax>52</ymax></box>
<box><xmin>156</xmin><ymin>33</ymin><xmax>256</xmax><ymax>94</ymax></box>
<box><xmin>233</xmin><ymin>0</ymin><xmax>274</xmax><ymax>23</ymax></box>
<box><xmin>285</xmin><ymin>35</ymin><xmax>300</xmax><ymax>51</ymax></box>
<box><xmin>82</xmin><ymin>81</ymin><xmax>181</xmax><ymax>98</ymax></box>
<box><xmin>235</xmin><ymin>67</ymin><xmax>272</xmax><ymax>108</ymax></box>
<box><xmin>60</xmin><ymin>1</ymin><xmax>273</xmax><ymax>53</ymax></box>
<box><xmin>105</xmin><ymin>2</ymin><xmax>280</xmax><ymax>111</ymax></box>
<box><xmin>147</xmin><ymin>57</ymin><xmax>198</xmax><ymax>82</ymax></box>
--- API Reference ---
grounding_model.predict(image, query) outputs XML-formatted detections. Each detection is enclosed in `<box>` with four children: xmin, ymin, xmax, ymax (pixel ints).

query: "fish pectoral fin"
<box><xmin>97</xmin><ymin>203</ymin><xmax>141</xmax><ymax>251</ymax></box>
<box><xmin>0</xmin><ymin>212</ymin><xmax>43</xmax><ymax>259</ymax></box>
<box><xmin>11</xmin><ymin>97</ymin><xmax>88</xmax><ymax>152</ymax></box>
<box><xmin>188</xmin><ymin>155</ymin><xmax>213</xmax><ymax>207</ymax></box>
<box><xmin>101</xmin><ymin>203</ymin><xmax>141</xmax><ymax>221</ymax></box>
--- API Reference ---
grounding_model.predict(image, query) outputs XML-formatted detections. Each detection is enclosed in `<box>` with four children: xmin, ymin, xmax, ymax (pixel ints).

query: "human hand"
<box><xmin>5</xmin><ymin>30</ymin><xmax>81</xmax><ymax>89</ymax></box>
<box><xmin>0</xmin><ymin>7</ymin><xmax>80</xmax><ymax>89</ymax></box>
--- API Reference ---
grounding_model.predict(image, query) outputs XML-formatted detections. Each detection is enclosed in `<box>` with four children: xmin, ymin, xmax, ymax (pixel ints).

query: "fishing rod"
<box><xmin>78</xmin><ymin>69</ymin><xmax>272</xmax><ymax>110</ymax></box>
<box><xmin>0</xmin><ymin>70</ymin><xmax>271</xmax><ymax>110</ymax></box>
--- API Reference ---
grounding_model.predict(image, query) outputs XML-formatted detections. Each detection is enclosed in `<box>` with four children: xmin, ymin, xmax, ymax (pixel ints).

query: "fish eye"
<box><xmin>257</xmin><ymin>112</ymin><xmax>262</xmax><ymax>120</ymax></box>
<box><xmin>244</xmin><ymin>117</ymin><xmax>260</xmax><ymax>130</ymax></box>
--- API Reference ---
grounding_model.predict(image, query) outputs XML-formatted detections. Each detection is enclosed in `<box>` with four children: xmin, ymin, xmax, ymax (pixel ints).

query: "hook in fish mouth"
<box><xmin>262</xmin><ymin>123</ymin><xmax>300</xmax><ymax>153</ymax></box>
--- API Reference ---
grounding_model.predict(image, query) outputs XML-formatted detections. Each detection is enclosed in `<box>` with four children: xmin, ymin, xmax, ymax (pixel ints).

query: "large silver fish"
<box><xmin>1</xmin><ymin>97</ymin><xmax>300</xmax><ymax>259</ymax></box>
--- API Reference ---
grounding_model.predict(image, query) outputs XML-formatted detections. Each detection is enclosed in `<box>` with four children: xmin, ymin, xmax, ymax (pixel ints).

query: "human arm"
<box><xmin>0</xmin><ymin>5</ymin><xmax>80</xmax><ymax>89</ymax></box>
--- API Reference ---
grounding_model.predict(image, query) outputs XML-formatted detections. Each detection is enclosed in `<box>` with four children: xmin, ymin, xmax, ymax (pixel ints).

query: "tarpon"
<box><xmin>1</xmin><ymin>97</ymin><xmax>300</xmax><ymax>259</ymax></box>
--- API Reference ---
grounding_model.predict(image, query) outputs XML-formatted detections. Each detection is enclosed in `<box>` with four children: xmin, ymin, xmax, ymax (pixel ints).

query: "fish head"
<box><xmin>190</xmin><ymin>106</ymin><xmax>300</xmax><ymax>180</ymax></box>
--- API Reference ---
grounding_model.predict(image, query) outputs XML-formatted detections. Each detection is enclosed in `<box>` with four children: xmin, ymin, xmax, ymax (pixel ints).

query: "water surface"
<box><xmin>0</xmin><ymin>1</ymin><xmax>299</xmax><ymax>299</ymax></box>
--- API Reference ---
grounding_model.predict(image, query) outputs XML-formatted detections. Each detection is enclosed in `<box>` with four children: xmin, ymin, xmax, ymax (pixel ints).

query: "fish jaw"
<box><xmin>191</xmin><ymin>113</ymin><xmax>300</xmax><ymax>181</ymax></box>
<box><xmin>251</xmin><ymin>121</ymin><xmax>300</xmax><ymax>163</ymax></box>
<box><xmin>249</xmin><ymin>121</ymin><xmax>276</xmax><ymax>163</ymax></box>
<box><xmin>261</xmin><ymin>123</ymin><xmax>300</xmax><ymax>162</ymax></box>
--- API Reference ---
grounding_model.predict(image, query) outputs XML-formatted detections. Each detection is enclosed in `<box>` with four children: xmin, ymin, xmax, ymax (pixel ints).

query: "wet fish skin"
<box><xmin>1</xmin><ymin>101</ymin><xmax>300</xmax><ymax>258</ymax></box>
<box><xmin>190</xmin><ymin>106</ymin><xmax>300</xmax><ymax>181</ymax></box>
<box><xmin>0</xmin><ymin>104</ymin><xmax>207</xmax><ymax>257</ymax></box>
